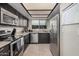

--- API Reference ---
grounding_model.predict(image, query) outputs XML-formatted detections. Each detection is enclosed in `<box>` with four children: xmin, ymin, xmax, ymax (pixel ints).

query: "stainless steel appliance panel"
<box><xmin>50</xmin><ymin>14</ymin><xmax>60</xmax><ymax>56</ymax></box>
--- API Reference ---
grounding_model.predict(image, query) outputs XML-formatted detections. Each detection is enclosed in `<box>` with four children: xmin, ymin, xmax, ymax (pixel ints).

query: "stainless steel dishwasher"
<box><xmin>30</xmin><ymin>33</ymin><xmax>38</xmax><ymax>43</ymax></box>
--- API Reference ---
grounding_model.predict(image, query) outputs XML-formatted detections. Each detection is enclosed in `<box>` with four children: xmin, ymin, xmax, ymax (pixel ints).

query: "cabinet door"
<box><xmin>24</xmin><ymin>34</ymin><xmax>29</xmax><ymax>44</ymax></box>
<box><xmin>60</xmin><ymin>25</ymin><xmax>79</xmax><ymax>56</ymax></box>
<box><xmin>15</xmin><ymin>18</ymin><xmax>19</xmax><ymax>26</ymax></box>
<box><xmin>38</xmin><ymin>33</ymin><xmax>50</xmax><ymax>43</ymax></box>
<box><xmin>24</xmin><ymin>20</ymin><xmax>27</xmax><ymax>27</ymax></box>
<box><xmin>23</xmin><ymin>20</ymin><xmax>25</xmax><ymax>26</ymax></box>
<box><xmin>61</xmin><ymin>4</ymin><xmax>79</xmax><ymax>25</ymax></box>
<box><xmin>0</xmin><ymin>44</ymin><xmax>10</xmax><ymax>56</ymax></box>
<box><xmin>18</xmin><ymin>19</ymin><xmax>20</xmax><ymax>26</ymax></box>
<box><xmin>24</xmin><ymin>34</ymin><xmax>29</xmax><ymax>50</ymax></box>
<box><xmin>19</xmin><ymin>19</ymin><xmax>23</xmax><ymax>26</ymax></box>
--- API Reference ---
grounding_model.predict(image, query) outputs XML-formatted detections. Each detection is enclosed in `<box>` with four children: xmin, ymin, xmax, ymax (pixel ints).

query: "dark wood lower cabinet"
<box><xmin>0</xmin><ymin>44</ymin><xmax>10</xmax><ymax>56</ymax></box>
<box><xmin>38</xmin><ymin>33</ymin><xmax>50</xmax><ymax>43</ymax></box>
<box><xmin>24</xmin><ymin>34</ymin><xmax>30</xmax><ymax>51</ymax></box>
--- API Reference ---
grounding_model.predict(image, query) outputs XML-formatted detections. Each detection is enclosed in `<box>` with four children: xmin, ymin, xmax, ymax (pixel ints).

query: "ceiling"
<box><xmin>22</xmin><ymin>3</ymin><xmax>56</xmax><ymax>19</ymax></box>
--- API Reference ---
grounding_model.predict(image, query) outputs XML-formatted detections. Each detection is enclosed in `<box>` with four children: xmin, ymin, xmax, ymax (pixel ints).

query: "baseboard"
<box><xmin>30</xmin><ymin>43</ymin><xmax>39</xmax><ymax>44</ymax></box>
<box><xmin>30</xmin><ymin>43</ymin><xmax>50</xmax><ymax>44</ymax></box>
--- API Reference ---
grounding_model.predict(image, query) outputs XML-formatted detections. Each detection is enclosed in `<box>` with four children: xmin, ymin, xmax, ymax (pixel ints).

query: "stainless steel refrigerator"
<box><xmin>50</xmin><ymin>14</ymin><xmax>60</xmax><ymax>56</ymax></box>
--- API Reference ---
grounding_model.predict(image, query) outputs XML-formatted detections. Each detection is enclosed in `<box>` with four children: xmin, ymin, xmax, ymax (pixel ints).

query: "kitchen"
<box><xmin>0</xmin><ymin>3</ymin><xmax>79</xmax><ymax>56</ymax></box>
<box><xmin>0</xmin><ymin>3</ymin><xmax>57</xmax><ymax>56</ymax></box>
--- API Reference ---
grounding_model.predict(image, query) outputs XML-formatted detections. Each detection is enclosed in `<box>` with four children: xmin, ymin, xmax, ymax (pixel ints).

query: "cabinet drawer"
<box><xmin>0</xmin><ymin>44</ymin><xmax>10</xmax><ymax>56</ymax></box>
<box><xmin>24</xmin><ymin>35</ymin><xmax>29</xmax><ymax>44</ymax></box>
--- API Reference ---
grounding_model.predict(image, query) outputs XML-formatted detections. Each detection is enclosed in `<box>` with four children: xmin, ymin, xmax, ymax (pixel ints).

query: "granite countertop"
<box><xmin>0</xmin><ymin>32</ymin><xmax>30</xmax><ymax>48</ymax></box>
<box><xmin>0</xmin><ymin>41</ymin><xmax>11</xmax><ymax>48</ymax></box>
<box><xmin>9</xmin><ymin>32</ymin><xmax>29</xmax><ymax>41</ymax></box>
<box><xmin>0</xmin><ymin>31</ymin><xmax>49</xmax><ymax>48</ymax></box>
<box><xmin>15</xmin><ymin>32</ymin><xmax>29</xmax><ymax>39</ymax></box>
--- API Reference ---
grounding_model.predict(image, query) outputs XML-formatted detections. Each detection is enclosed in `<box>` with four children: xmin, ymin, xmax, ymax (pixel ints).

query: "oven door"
<box><xmin>10</xmin><ymin>38</ymin><xmax>24</xmax><ymax>56</ymax></box>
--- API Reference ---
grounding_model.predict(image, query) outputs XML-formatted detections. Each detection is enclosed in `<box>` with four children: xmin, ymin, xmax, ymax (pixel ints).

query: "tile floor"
<box><xmin>23</xmin><ymin>44</ymin><xmax>52</xmax><ymax>56</ymax></box>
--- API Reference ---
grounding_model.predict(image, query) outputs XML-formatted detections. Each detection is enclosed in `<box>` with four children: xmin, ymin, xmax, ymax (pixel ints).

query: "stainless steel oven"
<box><xmin>10</xmin><ymin>37</ymin><xmax>24</xmax><ymax>56</ymax></box>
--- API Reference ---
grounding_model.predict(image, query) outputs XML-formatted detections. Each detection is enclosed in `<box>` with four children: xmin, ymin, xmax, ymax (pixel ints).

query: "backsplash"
<box><xmin>0</xmin><ymin>25</ymin><xmax>24</xmax><ymax>34</ymax></box>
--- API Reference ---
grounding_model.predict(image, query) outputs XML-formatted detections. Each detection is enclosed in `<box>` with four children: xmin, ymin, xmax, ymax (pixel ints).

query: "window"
<box><xmin>32</xmin><ymin>20</ymin><xmax>39</xmax><ymax>29</ymax></box>
<box><xmin>32</xmin><ymin>20</ymin><xmax>39</xmax><ymax>25</ymax></box>
<box><xmin>39</xmin><ymin>20</ymin><xmax>46</xmax><ymax>25</ymax></box>
<box><xmin>32</xmin><ymin>20</ymin><xmax>46</xmax><ymax>29</ymax></box>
